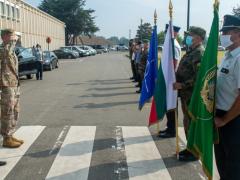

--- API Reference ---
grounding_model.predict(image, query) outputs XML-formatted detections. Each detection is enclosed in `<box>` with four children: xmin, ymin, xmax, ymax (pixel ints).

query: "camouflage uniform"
<box><xmin>0</xmin><ymin>42</ymin><xmax>20</xmax><ymax>137</ymax></box>
<box><xmin>176</xmin><ymin>44</ymin><xmax>204</xmax><ymax>136</ymax></box>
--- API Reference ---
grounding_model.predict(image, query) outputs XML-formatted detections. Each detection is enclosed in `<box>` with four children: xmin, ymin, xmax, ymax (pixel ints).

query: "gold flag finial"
<box><xmin>169</xmin><ymin>0</ymin><xmax>173</xmax><ymax>19</ymax></box>
<box><xmin>154</xmin><ymin>9</ymin><xmax>157</xmax><ymax>25</ymax></box>
<box><xmin>214</xmin><ymin>0</ymin><xmax>219</xmax><ymax>9</ymax></box>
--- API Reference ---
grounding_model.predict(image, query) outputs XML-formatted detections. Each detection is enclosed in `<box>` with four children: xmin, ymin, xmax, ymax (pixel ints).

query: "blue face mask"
<box><xmin>185</xmin><ymin>36</ymin><xmax>193</xmax><ymax>46</ymax></box>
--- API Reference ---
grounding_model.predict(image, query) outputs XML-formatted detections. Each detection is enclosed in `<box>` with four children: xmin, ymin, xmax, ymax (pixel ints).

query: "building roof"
<box><xmin>76</xmin><ymin>36</ymin><xmax>112</xmax><ymax>46</ymax></box>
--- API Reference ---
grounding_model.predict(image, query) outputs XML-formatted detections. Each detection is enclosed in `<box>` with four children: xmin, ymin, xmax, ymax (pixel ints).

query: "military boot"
<box><xmin>3</xmin><ymin>137</ymin><xmax>22</xmax><ymax>148</ymax></box>
<box><xmin>12</xmin><ymin>137</ymin><xmax>24</xmax><ymax>144</ymax></box>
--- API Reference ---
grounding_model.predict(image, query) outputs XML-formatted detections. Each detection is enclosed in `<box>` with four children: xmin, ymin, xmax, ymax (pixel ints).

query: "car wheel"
<box><xmin>26</xmin><ymin>74</ymin><xmax>33</xmax><ymax>79</ymax></box>
<box><xmin>67</xmin><ymin>55</ymin><xmax>72</xmax><ymax>59</ymax></box>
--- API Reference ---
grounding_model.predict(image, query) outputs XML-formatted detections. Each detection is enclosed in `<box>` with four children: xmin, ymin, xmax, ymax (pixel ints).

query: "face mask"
<box><xmin>220</xmin><ymin>35</ymin><xmax>233</xmax><ymax>48</ymax></box>
<box><xmin>185</xmin><ymin>36</ymin><xmax>193</xmax><ymax>46</ymax></box>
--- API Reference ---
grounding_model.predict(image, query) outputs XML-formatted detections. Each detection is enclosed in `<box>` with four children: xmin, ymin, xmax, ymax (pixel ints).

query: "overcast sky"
<box><xmin>26</xmin><ymin>0</ymin><xmax>239</xmax><ymax>38</ymax></box>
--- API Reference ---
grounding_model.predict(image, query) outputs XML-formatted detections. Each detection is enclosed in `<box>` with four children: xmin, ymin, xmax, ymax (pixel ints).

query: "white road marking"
<box><xmin>121</xmin><ymin>126</ymin><xmax>172</xmax><ymax>180</ymax></box>
<box><xmin>46</xmin><ymin>126</ymin><xmax>96</xmax><ymax>180</ymax></box>
<box><xmin>178</xmin><ymin>127</ymin><xmax>220</xmax><ymax>180</ymax></box>
<box><xmin>0</xmin><ymin>126</ymin><xmax>45</xmax><ymax>180</ymax></box>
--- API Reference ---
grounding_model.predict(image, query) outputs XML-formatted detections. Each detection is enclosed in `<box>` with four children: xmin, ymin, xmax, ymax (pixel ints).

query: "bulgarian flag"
<box><xmin>187</xmin><ymin>3</ymin><xmax>219</xmax><ymax>179</ymax></box>
<box><xmin>149</xmin><ymin>20</ymin><xmax>177</xmax><ymax>126</ymax></box>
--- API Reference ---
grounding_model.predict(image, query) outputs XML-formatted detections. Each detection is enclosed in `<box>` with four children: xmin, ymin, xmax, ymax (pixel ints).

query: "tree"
<box><xmin>233</xmin><ymin>5</ymin><xmax>240</xmax><ymax>17</ymax></box>
<box><xmin>119</xmin><ymin>37</ymin><xmax>129</xmax><ymax>46</ymax></box>
<box><xmin>39</xmin><ymin>0</ymin><xmax>99</xmax><ymax>45</ymax></box>
<box><xmin>158</xmin><ymin>31</ymin><xmax>165</xmax><ymax>45</ymax></box>
<box><xmin>136</xmin><ymin>22</ymin><xmax>152</xmax><ymax>41</ymax></box>
<box><xmin>107</xmin><ymin>36</ymin><xmax>119</xmax><ymax>45</ymax></box>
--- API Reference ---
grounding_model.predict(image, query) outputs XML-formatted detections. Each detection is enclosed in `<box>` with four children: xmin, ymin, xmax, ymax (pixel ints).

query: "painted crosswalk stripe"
<box><xmin>0</xmin><ymin>126</ymin><xmax>45</xmax><ymax>180</ymax></box>
<box><xmin>121</xmin><ymin>126</ymin><xmax>172</xmax><ymax>180</ymax></box>
<box><xmin>177</xmin><ymin>127</ymin><xmax>219</xmax><ymax>180</ymax></box>
<box><xmin>46</xmin><ymin>126</ymin><xmax>96</xmax><ymax>180</ymax></box>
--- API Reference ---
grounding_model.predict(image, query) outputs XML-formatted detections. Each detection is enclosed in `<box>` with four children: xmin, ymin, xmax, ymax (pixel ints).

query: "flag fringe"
<box><xmin>187</xmin><ymin>145</ymin><xmax>212</xmax><ymax>180</ymax></box>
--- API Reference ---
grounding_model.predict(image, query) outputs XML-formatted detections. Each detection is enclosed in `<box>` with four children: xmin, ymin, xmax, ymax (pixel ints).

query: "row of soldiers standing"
<box><xmin>128</xmin><ymin>14</ymin><xmax>240</xmax><ymax>180</ymax></box>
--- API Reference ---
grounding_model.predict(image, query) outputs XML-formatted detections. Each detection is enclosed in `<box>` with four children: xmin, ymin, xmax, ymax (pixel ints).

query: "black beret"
<box><xmin>165</xmin><ymin>24</ymin><xmax>181</xmax><ymax>33</ymax></box>
<box><xmin>220</xmin><ymin>15</ymin><xmax>240</xmax><ymax>32</ymax></box>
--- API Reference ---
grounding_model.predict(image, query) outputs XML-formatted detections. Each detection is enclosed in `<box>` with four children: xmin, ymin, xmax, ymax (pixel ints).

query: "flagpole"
<box><xmin>169</xmin><ymin>0</ymin><xmax>180</xmax><ymax>157</ymax></box>
<box><xmin>154</xmin><ymin>9</ymin><xmax>160</xmax><ymax>134</ymax></box>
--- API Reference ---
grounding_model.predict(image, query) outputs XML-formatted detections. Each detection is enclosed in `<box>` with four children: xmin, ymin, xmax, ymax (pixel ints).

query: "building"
<box><xmin>76</xmin><ymin>35</ymin><xmax>112</xmax><ymax>47</ymax></box>
<box><xmin>0</xmin><ymin>0</ymin><xmax>65</xmax><ymax>50</ymax></box>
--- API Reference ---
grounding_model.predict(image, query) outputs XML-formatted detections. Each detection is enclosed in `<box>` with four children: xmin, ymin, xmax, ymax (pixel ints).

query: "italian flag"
<box><xmin>149</xmin><ymin>21</ymin><xmax>177</xmax><ymax>126</ymax></box>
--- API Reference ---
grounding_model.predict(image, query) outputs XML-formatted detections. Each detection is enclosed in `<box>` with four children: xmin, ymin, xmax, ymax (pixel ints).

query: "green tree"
<box><xmin>136</xmin><ymin>22</ymin><xmax>152</xmax><ymax>41</ymax></box>
<box><xmin>39</xmin><ymin>0</ymin><xmax>99</xmax><ymax>45</ymax></box>
<box><xmin>233</xmin><ymin>5</ymin><xmax>240</xmax><ymax>17</ymax></box>
<box><xmin>107</xmin><ymin>36</ymin><xmax>119</xmax><ymax>45</ymax></box>
<box><xmin>157</xmin><ymin>31</ymin><xmax>165</xmax><ymax>45</ymax></box>
<box><xmin>176</xmin><ymin>34</ymin><xmax>183</xmax><ymax>46</ymax></box>
<box><xmin>119</xmin><ymin>37</ymin><xmax>129</xmax><ymax>46</ymax></box>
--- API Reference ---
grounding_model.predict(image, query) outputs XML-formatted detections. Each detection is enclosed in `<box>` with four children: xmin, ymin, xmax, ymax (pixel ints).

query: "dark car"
<box><xmin>43</xmin><ymin>51</ymin><xmax>59</xmax><ymax>71</ymax></box>
<box><xmin>16</xmin><ymin>47</ymin><xmax>38</xmax><ymax>79</ymax></box>
<box><xmin>53</xmin><ymin>49</ymin><xmax>78</xmax><ymax>59</ymax></box>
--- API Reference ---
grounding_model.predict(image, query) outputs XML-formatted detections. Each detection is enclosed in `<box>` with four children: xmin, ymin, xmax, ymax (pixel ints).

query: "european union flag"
<box><xmin>139</xmin><ymin>25</ymin><xmax>158</xmax><ymax>110</ymax></box>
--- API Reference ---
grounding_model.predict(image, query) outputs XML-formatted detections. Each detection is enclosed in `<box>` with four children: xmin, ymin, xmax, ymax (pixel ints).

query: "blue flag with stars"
<box><xmin>139</xmin><ymin>25</ymin><xmax>158</xmax><ymax>110</ymax></box>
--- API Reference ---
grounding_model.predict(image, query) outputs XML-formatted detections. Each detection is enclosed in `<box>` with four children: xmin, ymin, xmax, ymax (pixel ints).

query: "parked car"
<box><xmin>53</xmin><ymin>49</ymin><xmax>78</xmax><ymax>59</ymax></box>
<box><xmin>91</xmin><ymin>45</ymin><xmax>109</xmax><ymax>54</ymax></box>
<box><xmin>43</xmin><ymin>51</ymin><xmax>59</xmax><ymax>71</ymax></box>
<box><xmin>117</xmin><ymin>45</ymin><xmax>128</xmax><ymax>51</ymax></box>
<box><xmin>78</xmin><ymin>45</ymin><xmax>97</xmax><ymax>56</ymax></box>
<box><xmin>15</xmin><ymin>47</ymin><xmax>38</xmax><ymax>79</ymax></box>
<box><xmin>61</xmin><ymin>46</ymin><xmax>88</xmax><ymax>57</ymax></box>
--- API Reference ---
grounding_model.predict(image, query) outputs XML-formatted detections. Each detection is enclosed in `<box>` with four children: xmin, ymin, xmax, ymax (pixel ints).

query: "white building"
<box><xmin>0</xmin><ymin>0</ymin><xmax>65</xmax><ymax>50</ymax></box>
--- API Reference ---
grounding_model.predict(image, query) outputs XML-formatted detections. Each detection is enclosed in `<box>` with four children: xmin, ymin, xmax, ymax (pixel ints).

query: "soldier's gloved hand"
<box><xmin>173</xmin><ymin>82</ymin><xmax>183</xmax><ymax>90</ymax></box>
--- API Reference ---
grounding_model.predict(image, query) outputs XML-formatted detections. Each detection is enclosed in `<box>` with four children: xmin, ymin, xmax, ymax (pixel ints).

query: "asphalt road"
<box><xmin>0</xmin><ymin>52</ymin><xmax>215</xmax><ymax>180</ymax></box>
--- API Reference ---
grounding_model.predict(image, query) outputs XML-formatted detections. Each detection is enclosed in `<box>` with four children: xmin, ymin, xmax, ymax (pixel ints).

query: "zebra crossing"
<box><xmin>0</xmin><ymin>125</ymin><xmax>214</xmax><ymax>180</ymax></box>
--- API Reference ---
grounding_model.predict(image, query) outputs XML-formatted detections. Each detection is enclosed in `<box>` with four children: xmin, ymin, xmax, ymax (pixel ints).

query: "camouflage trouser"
<box><xmin>180</xmin><ymin>97</ymin><xmax>191</xmax><ymax>139</ymax></box>
<box><xmin>0</xmin><ymin>87</ymin><xmax>20</xmax><ymax>137</ymax></box>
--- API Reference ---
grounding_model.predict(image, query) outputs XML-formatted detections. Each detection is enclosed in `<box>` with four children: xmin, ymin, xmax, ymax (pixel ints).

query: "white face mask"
<box><xmin>220</xmin><ymin>35</ymin><xmax>233</xmax><ymax>48</ymax></box>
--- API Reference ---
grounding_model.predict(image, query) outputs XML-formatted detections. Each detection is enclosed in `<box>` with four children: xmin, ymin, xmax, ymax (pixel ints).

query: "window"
<box><xmin>16</xmin><ymin>8</ymin><xmax>20</xmax><ymax>20</ymax></box>
<box><xmin>6</xmin><ymin>4</ymin><xmax>10</xmax><ymax>18</ymax></box>
<box><xmin>0</xmin><ymin>2</ymin><xmax>4</xmax><ymax>16</ymax></box>
<box><xmin>12</xmin><ymin>6</ymin><xmax>15</xmax><ymax>19</ymax></box>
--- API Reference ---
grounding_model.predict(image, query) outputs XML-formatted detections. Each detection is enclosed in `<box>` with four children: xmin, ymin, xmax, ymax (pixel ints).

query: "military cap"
<box><xmin>220</xmin><ymin>15</ymin><xmax>240</xmax><ymax>32</ymax></box>
<box><xmin>1</xmin><ymin>28</ymin><xmax>15</xmax><ymax>37</ymax></box>
<box><xmin>185</xmin><ymin>26</ymin><xmax>206</xmax><ymax>40</ymax></box>
<box><xmin>165</xmin><ymin>24</ymin><xmax>181</xmax><ymax>33</ymax></box>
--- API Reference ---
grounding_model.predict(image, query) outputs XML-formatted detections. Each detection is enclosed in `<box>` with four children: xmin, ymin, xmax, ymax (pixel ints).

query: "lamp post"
<box><xmin>187</xmin><ymin>0</ymin><xmax>190</xmax><ymax>30</ymax></box>
<box><xmin>140</xmin><ymin>18</ymin><xmax>143</xmax><ymax>42</ymax></box>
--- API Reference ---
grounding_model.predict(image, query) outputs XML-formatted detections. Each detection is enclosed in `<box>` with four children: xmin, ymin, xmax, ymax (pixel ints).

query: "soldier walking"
<box><xmin>0</xmin><ymin>29</ymin><xmax>24</xmax><ymax>148</ymax></box>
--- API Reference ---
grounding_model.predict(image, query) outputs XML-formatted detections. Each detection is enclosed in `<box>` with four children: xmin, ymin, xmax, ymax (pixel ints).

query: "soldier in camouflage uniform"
<box><xmin>136</xmin><ymin>39</ymin><xmax>149</xmax><ymax>93</ymax></box>
<box><xmin>173</xmin><ymin>26</ymin><xmax>206</xmax><ymax>161</ymax></box>
<box><xmin>0</xmin><ymin>29</ymin><xmax>24</xmax><ymax>148</ymax></box>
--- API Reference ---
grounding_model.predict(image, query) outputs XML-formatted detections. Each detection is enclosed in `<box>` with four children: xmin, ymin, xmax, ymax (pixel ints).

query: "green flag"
<box><xmin>187</xmin><ymin>3</ymin><xmax>219</xmax><ymax>180</ymax></box>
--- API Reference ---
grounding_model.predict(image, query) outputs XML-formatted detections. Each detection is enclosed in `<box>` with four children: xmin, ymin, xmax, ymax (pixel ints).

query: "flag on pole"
<box><xmin>187</xmin><ymin>4</ymin><xmax>219</xmax><ymax>180</ymax></box>
<box><xmin>149</xmin><ymin>21</ymin><xmax>177</xmax><ymax>126</ymax></box>
<box><xmin>139</xmin><ymin>25</ymin><xmax>158</xmax><ymax>110</ymax></box>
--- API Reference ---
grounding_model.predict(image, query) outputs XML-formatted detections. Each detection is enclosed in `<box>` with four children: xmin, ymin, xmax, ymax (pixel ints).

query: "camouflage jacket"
<box><xmin>0</xmin><ymin>44</ymin><xmax>19</xmax><ymax>87</ymax></box>
<box><xmin>176</xmin><ymin>44</ymin><xmax>204</xmax><ymax>103</ymax></box>
<box><xmin>138</xmin><ymin>49</ymin><xmax>148</xmax><ymax>74</ymax></box>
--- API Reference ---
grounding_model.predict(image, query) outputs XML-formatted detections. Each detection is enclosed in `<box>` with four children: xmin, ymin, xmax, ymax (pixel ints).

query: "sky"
<box><xmin>26</xmin><ymin>0</ymin><xmax>239</xmax><ymax>39</ymax></box>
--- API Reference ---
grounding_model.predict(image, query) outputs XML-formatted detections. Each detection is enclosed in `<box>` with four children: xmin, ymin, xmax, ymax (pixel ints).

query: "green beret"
<box><xmin>185</xmin><ymin>26</ymin><xmax>206</xmax><ymax>40</ymax></box>
<box><xmin>1</xmin><ymin>28</ymin><xmax>15</xmax><ymax>37</ymax></box>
